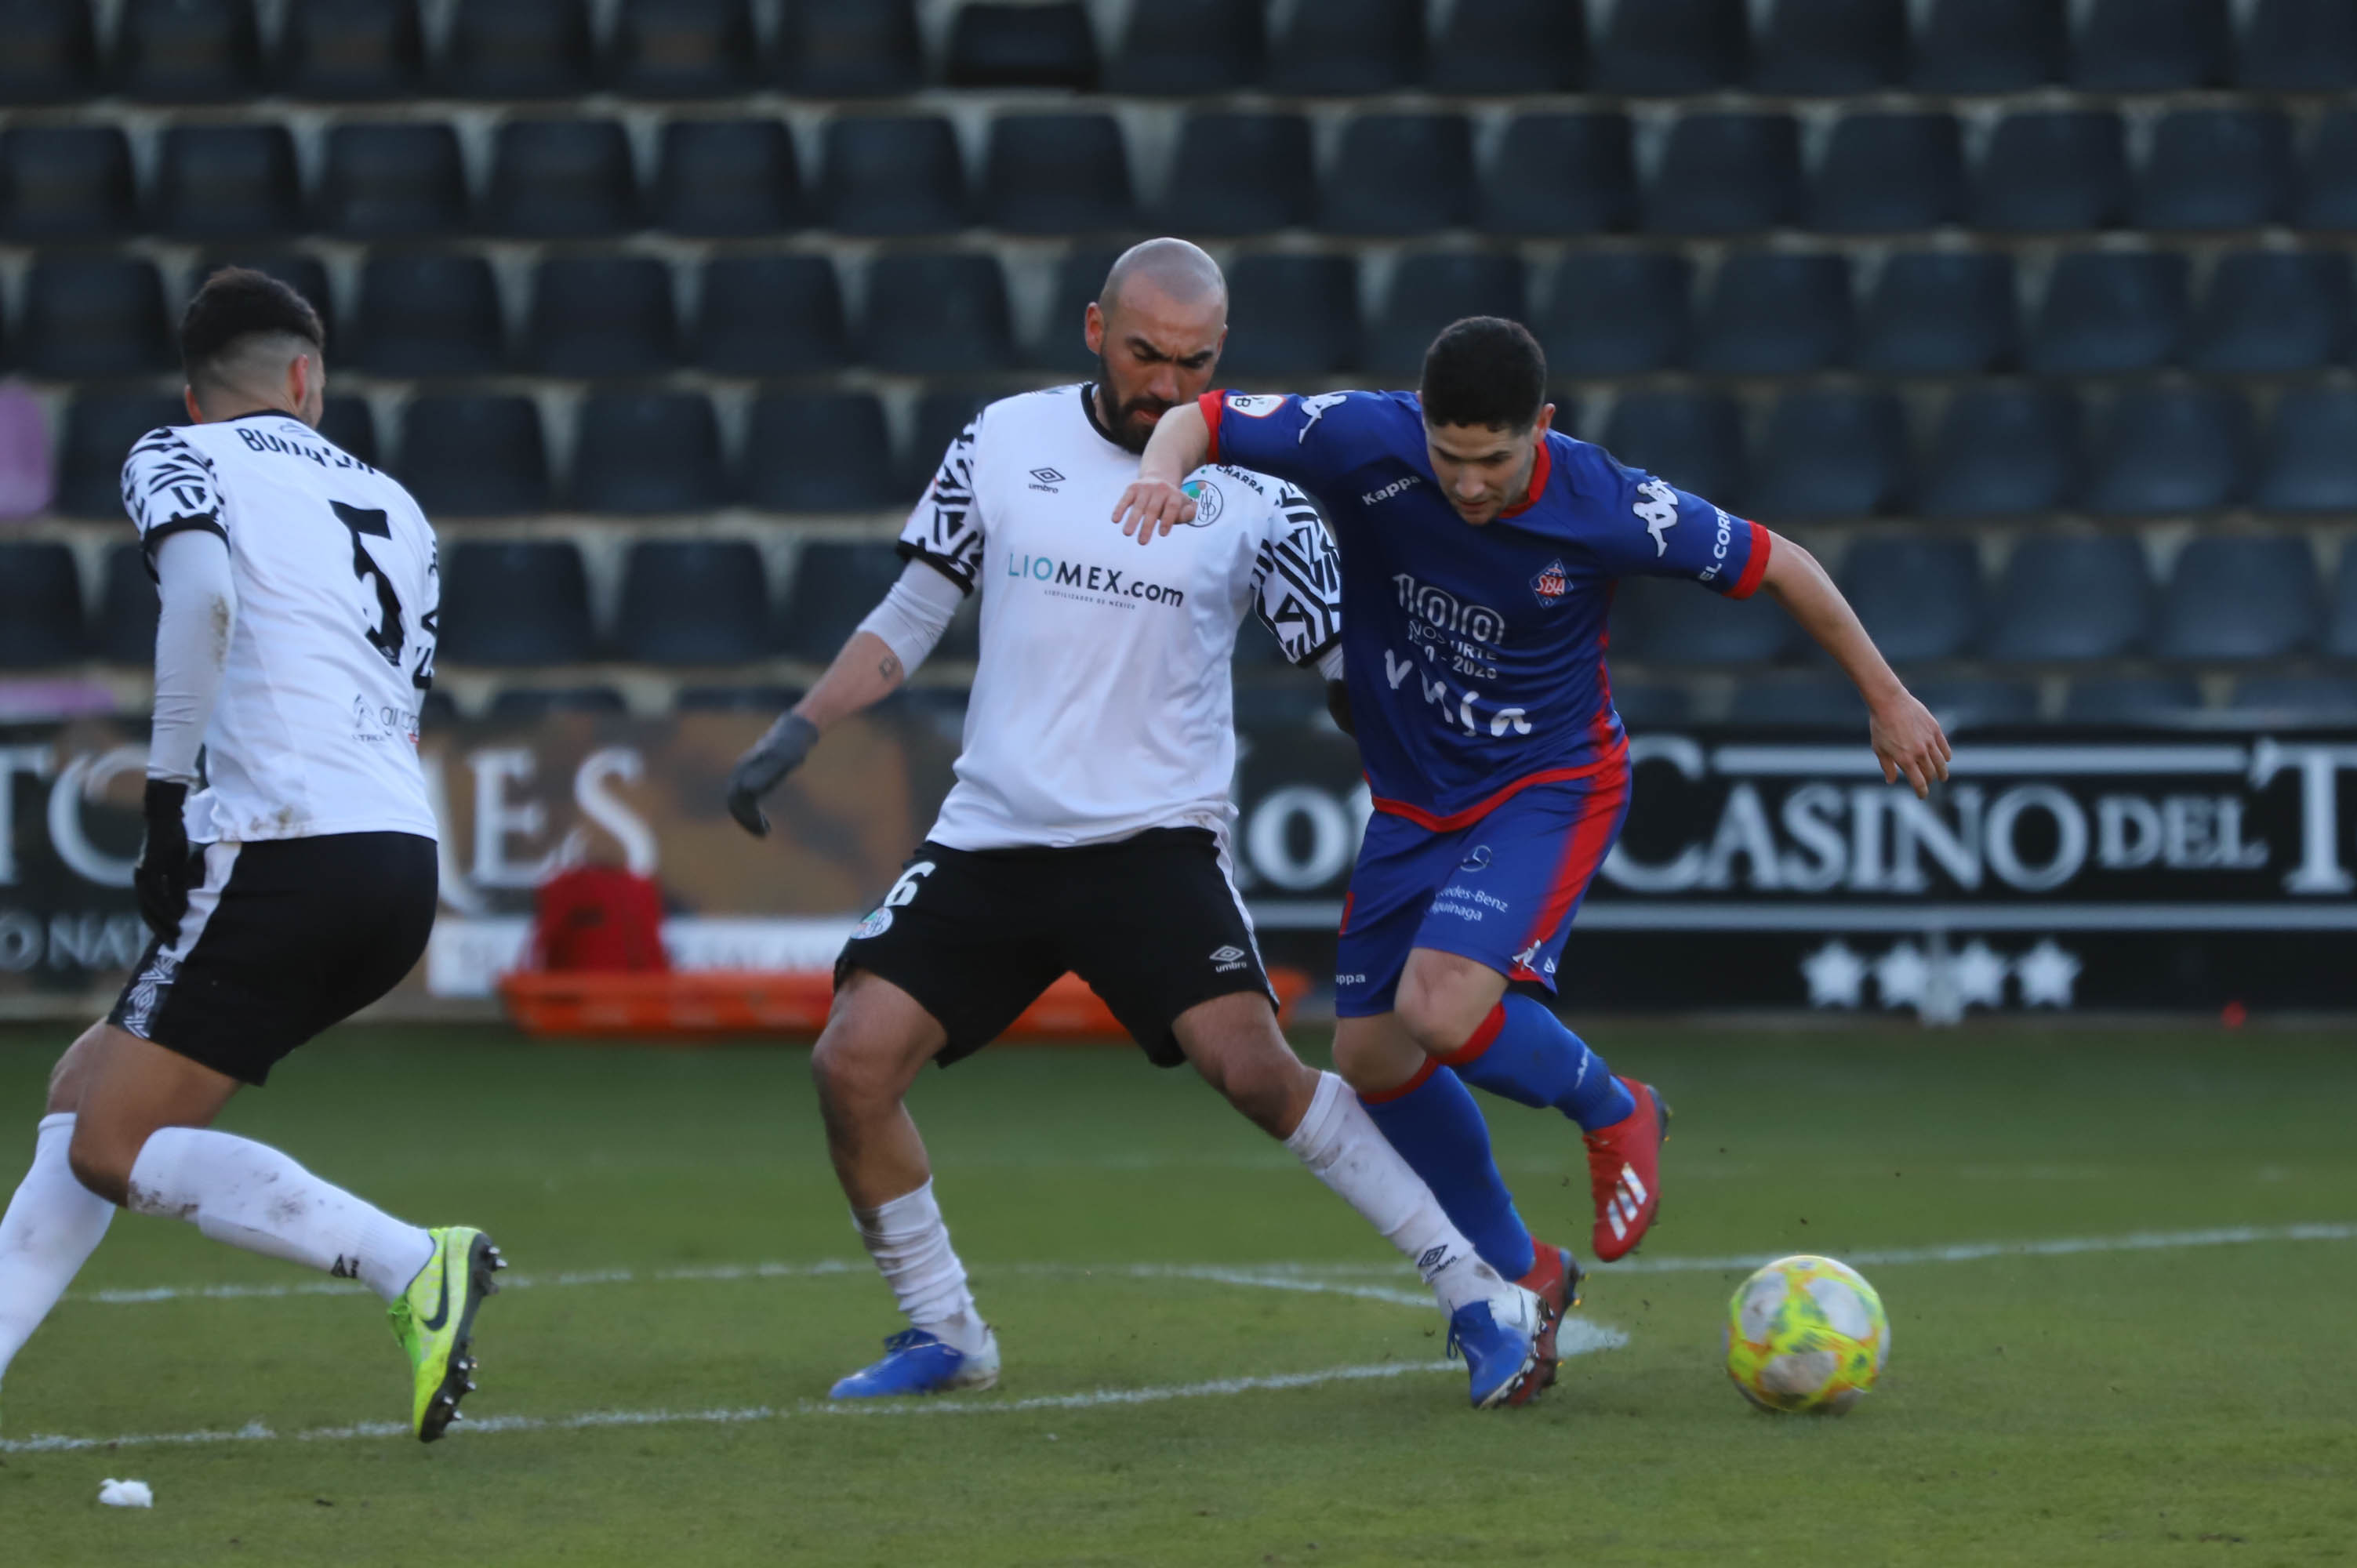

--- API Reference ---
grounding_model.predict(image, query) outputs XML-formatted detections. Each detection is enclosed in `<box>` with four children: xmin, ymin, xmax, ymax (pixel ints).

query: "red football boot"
<box><xmin>1583</xmin><ymin>1079</ymin><xmax>1669</xmax><ymax>1261</ymax></box>
<box><xmin>1516</xmin><ymin>1238</ymin><xmax>1586</xmax><ymax>1371</ymax></box>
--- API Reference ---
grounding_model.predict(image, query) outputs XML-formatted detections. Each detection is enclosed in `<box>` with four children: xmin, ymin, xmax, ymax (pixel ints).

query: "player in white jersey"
<box><xmin>0</xmin><ymin>270</ymin><xmax>500</xmax><ymax>1443</ymax></box>
<box><xmin>728</xmin><ymin>241</ymin><xmax>1555</xmax><ymax>1408</ymax></box>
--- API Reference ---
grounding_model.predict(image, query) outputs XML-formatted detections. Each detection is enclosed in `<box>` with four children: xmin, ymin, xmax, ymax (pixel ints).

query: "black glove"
<box><xmin>725</xmin><ymin>712</ymin><xmax>821</xmax><ymax>837</ymax></box>
<box><xmin>133</xmin><ymin>779</ymin><xmax>192</xmax><ymax>938</ymax></box>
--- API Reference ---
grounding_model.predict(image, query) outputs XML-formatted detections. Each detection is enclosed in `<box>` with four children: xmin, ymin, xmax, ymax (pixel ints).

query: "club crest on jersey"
<box><xmin>1531</xmin><ymin>558</ymin><xmax>1568</xmax><ymax>607</ymax></box>
<box><xmin>853</xmin><ymin>907</ymin><xmax>893</xmax><ymax>940</ymax></box>
<box><xmin>1178</xmin><ymin>477</ymin><xmax>1222</xmax><ymax>527</ymax></box>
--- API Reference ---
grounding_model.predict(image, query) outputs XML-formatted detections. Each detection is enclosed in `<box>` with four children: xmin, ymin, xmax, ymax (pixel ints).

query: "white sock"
<box><xmin>852</xmin><ymin>1178</ymin><xmax>989</xmax><ymax>1354</ymax></box>
<box><xmin>0</xmin><ymin>1115</ymin><xmax>117</xmax><ymax>1383</ymax></box>
<box><xmin>1284</xmin><ymin>1072</ymin><xmax>1508</xmax><ymax>1315</ymax></box>
<box><xmin>125</xmin><ymin>1127</ymin><xmax>435</xmax><ymax>1305</ymax></box>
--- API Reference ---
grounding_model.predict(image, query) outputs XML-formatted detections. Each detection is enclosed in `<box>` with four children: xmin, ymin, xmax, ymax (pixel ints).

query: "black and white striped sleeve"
<box><xmin>1250</xmin><ymin>481</ymin><xmax>1343</xmax><ymax>668</ymax></box>
<box><xmin>121</xmin><ymin>427</ymin><xmax>227</xmax><ymax>577</ymax></box>
<box><xmin>895</xmin><ymin>418</ymin><xmax>986</xmax><ymax>594</ymax></box>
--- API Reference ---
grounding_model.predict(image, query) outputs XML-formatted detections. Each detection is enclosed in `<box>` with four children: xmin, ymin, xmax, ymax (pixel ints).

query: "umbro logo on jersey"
<box><xmin>1210</xmin><ymin>944</ymin><xmax>1249</xmax><ymax>972</ymax></box>
<box><xmin>1027</xmin><ymin>467</ymin><xmax>1065</xmax><ymax>492</ymax></box>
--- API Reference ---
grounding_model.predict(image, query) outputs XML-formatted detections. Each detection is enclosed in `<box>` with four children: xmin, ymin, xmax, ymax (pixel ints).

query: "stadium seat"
<box><xmin>0</xmin><ymin>386</ymin><xmax>50</xmax><ymax>519</ymax></box>
<box><xmin>677</xmin><ymin>684</ymin><xmax>801</xmax><ymax>713</ymax></box>
<box><xmin>1981</xmin><ymin>535</ymin><xmax>2152</xmax><ymax>662</ymax></box>
<box><xmin>277</xmin><ymin>0</ymin><xmax>423</xmax><ymax>99</ymax></box>
<box><xmin>1974</xmin><ymin>111</ymin><xmax>2129</xmax><ymax>234</ymax></box>
<box><xmin>1218</xmin><ymin>254</ymin><xmax>1360</xmax><ymax>379</ymax></box>
<box><xmin>615</xmin><ymin>539</ymin><xmax>772</xmax><ymax>664</ymax></box>
<box><xmin>438</xmin><ymin>542</ymin><xmax>595</xmax><ymax>666</ymax></box>
<box><xmin>902</xmin><ymin>388</ymin><xmax>988</xmax><ymax>495</ymax></box>
<box><xmin>525</xmin><ymin>256</ymin><xmax>677</xmax><ymax>378</ymax></box>
<box><xmin>0</xmin><ymin>0</ymin><xmax>98</xmax><ymax>103</ymax></box>
<box><xmin>440</xmin><ymin>0</ymin><xmax>593</xmax><ymax>96</ymax></box>
<box><xmin>1591</xmin><ymin>0</ymin><xmax>1745</xmax><ymax>93</ymax></box>
<box><xmin>96</xmin><ymin>543</ymin><xmax>159</xmax><ymax>665</ymax></box>
<box><xmin>1912</xmin><ymin>0</ymin><xmax>2063</xmax><ymax>92</ymax></box>
<box><xmin>2237</xmin><ymin>0</ymin><xmax>2357</xmax><ymax>90</ymax></box>
<box><xmin>1645</xmin><ymin>114</ymin><xmax>1801</xmax><ymax>236</ymax></box>
<box><xmin>651</xmin><ymin>118</ymin><xmax>800</xmax><ymax>236</ymax></box>
<box><xmin>609</xmin><ymin>0</ymin><xmax>755</xmax><ymax>96</ymax></box>
<box><xmin>819</xmin><ymin>116</ymin><xmax>966</xmax><ymax>237</ymax></box>
<box><xmin>2062</xmin><ymin>677</ymin><xmax>2203</xmax><ymax>724</ymax></box>
<box><xmin>16</xmin><ymin>258</ymin><xmax>173</xmax><ymax>380</ymax></box>
<box><xmin>151</xmin><ymin>125</ymin><xmax>303</xmax><ymax>239</ymax></box>
<box><xmin>1810</xmin><ymin>114</ymin><xmax>1966</xmax><ymax>234</ymax></box>
<box><xmin>2188</xmin><ymin>252</ymin><xmax>2352</xmax><ymax>374</ymax></box>
<box><xmin>2136</xmin><ymin>110</ymin><xmax>2293</xmax><ymax>231</ymax></box>
<box><xmin>1731</xmin><ymin>677</ymin><xmax>1864</xmax><ymax>728</ymax></box>
<box><xmin>2328</xmin><ymin>550</ymin><xmax>2357</xmax><ymax>659</ymax></box>
<box><xmin>0</xmin><ymin>126</ymin><xmax>136</xmax><ymax>240</ymax></box>
<box><xmin>488</xmin><ymin>687</ymin><xmax>626</xmax><ymax>720</ymax></box>
<box><xmin>572</xmin><ymin>392</ymin><xmax>727</xmax><ymax>514</ymax></box>
<box><xmin>1908</xmin><ymin>677</ymin><xmax>2039</xmax><ymax>731</ymax></box>
<box><xmin>1692</xmin><ymin>252</ymin><xmax>1851</xmax><ymax>376</ymax></box>
<box><xmin>350</xmin><ymin>254</ymin><xmax>504</xmax><ymax>376</ymax></box>
<box><xmin>0</xmin><ymin>543</ymin><xmax>82</xmax><ymax>666</ymax></box>
<box><xmin>1854</xmin><ymin>253</ymin><xmax>2018</xmax><ymax>376</ymax></box>
<box><xmin>318</xmin><ymin>394</ymin><xmax>376</xmax><ymax>466</ymax></box>
<box><xmin>397</xmin><ymin>395</ymin><xmax>550</xmax><ymax>517</ymax></box>
<box><xmin>2028</xmin><ymin>252</ymin><xmax>2188</xmax><ymax>376</ymax></box>
<box><xmin>2253</xmin><ymin>388</ymin><xmax>2357</xmax><ymax>514</ymax></box>
<box><xmin>691</xmin><ymin>255</ymin><xmax>847</xmax><ymax>376</ymax></box>
<box><xmin>781</xmin><ymin>541</ymin><xmax>906</xmax><ymax>662</ymax></box>
<box><xmin>116</xmin><ymin>0</ymin><xmax>261</xmax><ymax>100</ymax></box>
<box><xmin>1366</xmin><ymin>254</ymin><xmax>1527</xmax><ymax>381</ymax></box>
<box><xmin>2300</xmin><ymin>111</ymin><xmax>2357</xmax><ymax>232</ymax></box>
<box><xmin>1105</xmin><ymin>0</ymin><xmax>1260</xmax><ymax>93</ymax></box>
<box><xmin>1607</xmin><ymin>682</ymin><xmax>1691</xmax><ymax>730</ymax></box>
<box><xmin>1752</xmin><ymin>0</ymin><xmax>1904</xmax><ymax>93</ymax></box>
<box><xmin>1160</xmin><ymin>114</ymin><xmax>1313</xmax><ymax>236</ymax></box>
<box><xmin>1611</xmin><ymin>575</ymin><xmax>1796</xmax><ymax>666</ymax></box>
<box><xmin>778</xmin><ymin>0</ymin><xmax>920</xmax><ymax>96</ymax></box>
<box><xmin>2153</xmin><ymin>537</ymin><xmax>2322</xmax><ymax>661</ymax></box>
<box><xmin>316</xmin><ymin>122</ymin><xmax>469</xmax><ymax>238</ymax></box>
<box><xmin>1429</xmin><ymin>0</ymin><xmax>1584</xmax><ymax>93</ymax></box>
<box><xmin>860</xmin><ymin>253</ymin><xmax>1014</xmax><ymax>376</ymax></box>
<box><xmin>1747</xmin><ymin>390</ymin><xmax>1907</xmax><ymax>522</ymax></box>
<box><xmin>946</xmin><ymin>1</ymin><xmax>1096</xmax><ymax>89</ymax></box>
<box><xmin>1534</xmin><ymin>253</ymin><xmax>1691</xmax><ymax>378</ymax></box>
<box><xmin>486</xmin><ymin>119</ymin><xmax>639</xmax><ymax>238</ymax></box>
<box><xmin>55</xmin><ymin>394</ymin><xmax>183</xmax><ymax>519</ymax></box>
<box><xmin>2073</xmin><ymin>0</ymin><xmax>2226</xmax><ymax>89</ymax></box>
<box><xmin>981</xmin><ymin>114</ymin><xmax>1134</xmax><ymax>235</ymax></box>
<box><xmin>1839</xmin><ymin>538</ymin><xmax>1982</xmax><ymax>664</ymax></box>
<box><xmin>1265</xmin><ymin>0</ymin><xmax>1420</xmax><ymax>94</ymax></box>
<box><xmin>198</xmin><ymin>253</ymin><xmax>333</xmax><ymax>336</ymax></box>
<box><xmin>742</xmin><ymin>392</ymin><xmax>896</xmax><ymax>513</ymax></box>
<box><xmin>1479</xmin><ymin>114</ymin><xmax>1636</xmax><ymax>237</ymax></box>
<box><xmin>1321</xmin><ymin>114</ymin><xmax>1476</xmax><ymax>237</ymax></box>
<box><xmin>1917</xmin><ymin>386</ymin><xmax>2082</xmax><ymax>519</ymax></box>
<box><xmin>1600</xmin><ymin>392</ymin><xmax>1745</xmax><ymax>509</ymax></box>
<box><xmin>2231</xmin><ymin>675</ymin><xmax>2357</xmax><ymax>720</ymax></box>
<box><xmin>1030</xmin><ymin>245</ymin><xmax>1124</xmax><ymax>373</ymax></box>
<box><xmin>2085</xmin><ymin>387</ymin><xmax>2250</xmax><ymax>517</ymax></box>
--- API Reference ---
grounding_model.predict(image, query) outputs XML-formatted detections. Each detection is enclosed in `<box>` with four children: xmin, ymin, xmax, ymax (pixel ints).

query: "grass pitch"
<box><xmin>1</xmin><ymin>1021</ymin><xmax>2352</xmax><ymax>1566</ymax></box>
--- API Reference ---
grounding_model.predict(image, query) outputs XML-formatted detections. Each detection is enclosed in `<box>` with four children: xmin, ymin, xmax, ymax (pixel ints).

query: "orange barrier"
<box><xmin>498</xmin><ymin>966</ymin><xmax>1313</xmax><ymax>1041</ymax></box>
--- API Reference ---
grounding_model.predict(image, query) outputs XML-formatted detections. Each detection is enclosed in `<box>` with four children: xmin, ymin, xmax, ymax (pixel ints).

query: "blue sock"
<box><xmin>1446</xmin><ymin>995</ymin><xmax>1636</xmax><ymax>1131</ymax></box>
<box><xmin>1358</xmin><ymin>1065</ymin><xmax>1535</xmax><ymax>1281</ymax></box>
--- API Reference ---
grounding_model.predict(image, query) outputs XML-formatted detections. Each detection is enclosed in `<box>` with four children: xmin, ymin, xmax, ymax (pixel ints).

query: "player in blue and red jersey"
<box><xmin>1113</xmin><ymin>318</ymin><xmax>1949</xmax><ymax>1310</ymax></box>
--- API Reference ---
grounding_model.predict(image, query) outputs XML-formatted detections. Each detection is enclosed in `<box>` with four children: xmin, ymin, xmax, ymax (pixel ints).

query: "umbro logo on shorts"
<box><xmin>1209</xmin><ymin>944</ymin><xmax>1249</xmax><ymax>972</ymax></box>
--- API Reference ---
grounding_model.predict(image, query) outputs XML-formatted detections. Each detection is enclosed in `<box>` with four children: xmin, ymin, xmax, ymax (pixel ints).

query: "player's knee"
<box><xmin>46</xmin><ymin>1024</ymin><xmax>108</xmax><ymax>1113</ymax></box>
<box><xmin>810</xmin><ymin>1019</ymin><xmax>921</xmax><ymax>1117</ymax></box>
<box><xmin>1200</xmin><ymin>1042</ymin><xmax>1311</xmax><ymax>1138</ymax></box>
<box><xmin>65</xmin><ymin>1123</ymin><xmax>136</xmax><ymax>1207</ymax></box>
<box><xmin>1394</xmin><ymin>956</ymin><xmax>1501</xmax><ymax>1058</ymax></box>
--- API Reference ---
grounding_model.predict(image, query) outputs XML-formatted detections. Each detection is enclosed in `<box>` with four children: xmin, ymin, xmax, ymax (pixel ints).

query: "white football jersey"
<box><xmin>899</xmin><ymin>384</ymin><xmax>1342</xmax><ymax>851</ymax></box>
<box><xmin>122</xmin><ymin>412</ymin><xmax>441</xmax><ymax>845</ymax></box>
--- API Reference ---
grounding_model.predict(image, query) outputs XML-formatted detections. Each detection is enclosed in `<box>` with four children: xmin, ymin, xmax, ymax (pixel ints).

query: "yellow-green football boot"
<box><xmin>388</xmin><ymin>1226</ymin><xmax>505</xmax><ymax>1442</ymax></box>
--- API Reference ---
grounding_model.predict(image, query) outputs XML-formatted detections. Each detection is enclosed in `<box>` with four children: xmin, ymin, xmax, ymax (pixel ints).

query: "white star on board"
<box><xmin>2015</xmin><ymin>939</ymin><xmax>2083</xmax><ymax>1008</ymax></box>
<box><xmin>1952</xmin><ymin>940</ymin><xmax>2012</xmax><ymax>1010</ymax></box>
<box><xmin>1873</xmin><ymin>942</ymin><xmax>1931</xmax><ymax>1011</ymax></box>
<box><xmin>1800</xmin><ymin>939</ymin><xmax>1868</xmax><ymax>1008</ymax></box>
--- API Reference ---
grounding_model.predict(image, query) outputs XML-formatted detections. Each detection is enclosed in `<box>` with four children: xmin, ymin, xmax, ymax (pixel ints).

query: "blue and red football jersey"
<box><xmin>1200</xmin><ymin>388</ymin><xmax>1771</xmax><ymax>827</ymax></box>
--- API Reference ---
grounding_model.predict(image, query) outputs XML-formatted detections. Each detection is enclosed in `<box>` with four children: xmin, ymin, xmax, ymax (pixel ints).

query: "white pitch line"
<box><xmin>1588</xmin><ymin>1221</ymin><xmax>2357</xmax><ymax>1276</ymax></box>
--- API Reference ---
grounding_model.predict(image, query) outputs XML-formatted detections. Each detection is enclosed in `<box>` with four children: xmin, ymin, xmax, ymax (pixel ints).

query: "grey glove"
<box><xmin>726</xmin><ymin>712</ymin><xmax>820</xmax><ymax>836</ymax></box>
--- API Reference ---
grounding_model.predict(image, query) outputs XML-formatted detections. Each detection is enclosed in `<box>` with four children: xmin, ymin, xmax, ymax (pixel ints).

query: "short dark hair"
<box><xmin>180</xmin><ymin>267</ymin><xmax>325</xmax><ymax>385</ymax></box>
<box><xmin>1419</xmin><ymin>316</ymin><xmax>1547</xmax><ymax>432</ymax></box>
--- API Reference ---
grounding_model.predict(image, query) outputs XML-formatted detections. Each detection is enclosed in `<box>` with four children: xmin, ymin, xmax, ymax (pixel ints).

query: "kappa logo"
<box><xmin>1635</xmin><ymin>477</ymin><xmax>1680</xmax><ymax>557</ymax></box>
<box><xmin>1210</xmin><ymin>944</ymin><xmax>1250</xmax><ymax>972</ymax></box>
<box><xmin>1028</xmin><ymin>466</ymin><xmax>1066</xmax><ymax>492</ymax></box>
<box><xmin>1531</xmin><ymin>557</ymin><xmax>1568</xmax><ymax>606</ymax></box>
<box><xmin>1361</xmin><ymin>474</ymin><xmax>1422</xmax><ymax>506</ymax></box>
<box><xmin>1297</xmin><ymin>392</ymin><xmax>1348</xmax><ymax>444</ymax></box>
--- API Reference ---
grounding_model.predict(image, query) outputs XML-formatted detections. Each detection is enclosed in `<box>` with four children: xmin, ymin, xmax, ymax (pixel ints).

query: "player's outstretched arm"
<box><xmin>1112</xmin><ymin>401</ymin><xmax>1212</xmax><ymax>543</ymax></box>
<box><xmin>1756</xmin><ymin>529</ymin><xmax>1952</xmax><ymax>799</ymax></box>
<box><xmin>136</xmin><ymin>529</ymin><xmax>240</xmax><ymax>933</ymax></box>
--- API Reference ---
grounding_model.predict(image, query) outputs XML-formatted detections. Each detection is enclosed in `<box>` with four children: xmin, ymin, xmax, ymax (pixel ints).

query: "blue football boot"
<box><xmin>1448</xmin><ymin>1284</ymin><xmax>1553</xmax><ymax>1410</ymax></box>
<box><xmin>829</xmin><ymin>1323</ymin><xmax>1001</xmax><ymax>1399</ymax></box>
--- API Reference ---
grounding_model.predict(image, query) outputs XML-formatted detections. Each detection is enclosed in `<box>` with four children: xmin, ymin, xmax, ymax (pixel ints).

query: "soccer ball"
<box><xmin>1724</xmin><ymin>1254</ymin><xmax>1889</xmax><ymax>1414</ymax></box>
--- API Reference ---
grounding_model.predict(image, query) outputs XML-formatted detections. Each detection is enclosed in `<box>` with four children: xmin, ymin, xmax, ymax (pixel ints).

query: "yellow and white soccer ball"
<box><xmin>1724</xmin><ymin>1254</ymin><xmax>1889</xmax><ymax>1414</ymax></box>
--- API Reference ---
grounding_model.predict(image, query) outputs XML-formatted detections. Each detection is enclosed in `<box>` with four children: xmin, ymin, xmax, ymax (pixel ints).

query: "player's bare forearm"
<box><xmin>1758</xmin><ymin>530</ymin><xmax>1952</xmax><ymax>798</ymax></box>
<box><xmin>794</xmin><ymin>630</ymin><xmax>906</xmax><ymax>732</ymax></box>
<box><xmin>1113</xmin><ymin>402</ymin><xmax>1214</xmax><ymax>544</ymax></box>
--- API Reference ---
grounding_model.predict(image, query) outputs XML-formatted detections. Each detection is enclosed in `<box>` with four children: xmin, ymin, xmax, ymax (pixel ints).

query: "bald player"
<box><xmin>0</xmin><ymin>269</ymin><xmax>500</xmax><ymax>1443</ymax></box>
<box><xmin>726</xmin><ymin>241</ymin><xmax>1559</xmax><ymax>1408</ymax></box>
